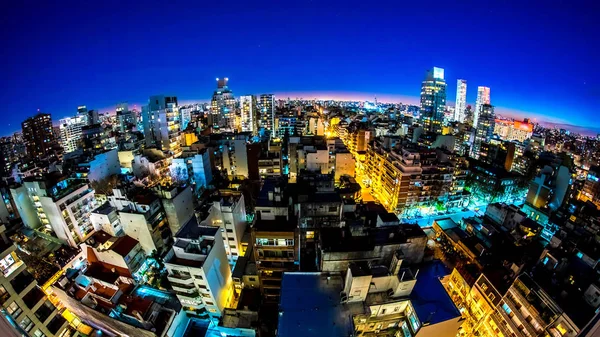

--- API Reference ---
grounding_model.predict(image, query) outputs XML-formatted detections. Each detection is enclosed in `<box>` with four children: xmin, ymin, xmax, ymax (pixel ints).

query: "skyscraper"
<box><xmin>59</xmin><ymin>115</ymin><xmax>86</xmax><ymax>153</ymax></box>
<box><xmin>142</xmin><ymin>95</ymin><xmax>182</xmax><ymax>157</ymax></box>
<box><xmin>259</xmin><ymin>94</ymin><xmax>275</xmax><ymax>136</ymax></box>
<box><xmin>419</xmin><ymin>67</ymin><xmax>447</xmax><ymax>133</ymax></box>
<box><xmin>21</xmin><ymin>113</ymin><xmax>57</xmax><ymax>159</ymax></box>
<box><xmin>240</xmin><ymin>95</ymin><xmax>258</xmax><ymax>135</ymax></box>
<box><xmin>210</xmin><ymin>78</ymin><xmax>236</xmax><ymax>131</ymax></box>
<box><xmin>474</xmin><ymin>86</ymin><xmax>491</xmax><ymax>127</ymax></box>
<box><xmin>471</xmin><ymin>104</ymin><xmax>495</xmax><ymax>159</ymax></box>
<box><xmin>455</xmin><ymin>79</ymin><xmax>467</xmax><ymax>122</ymax></box>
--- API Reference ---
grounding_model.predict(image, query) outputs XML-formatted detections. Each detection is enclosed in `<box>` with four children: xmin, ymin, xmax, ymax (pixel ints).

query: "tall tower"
<box><xmin>21</xmin><ymin>113</ymin><xmax>58</xmax><ymax>159</ymax></box>
<box><xmin>455</xmin><ymin>79</ymin><xmax>467</xmax><ymax>122</ymax></box>
<box><xmin>259</xmin><ymin>94</ymin><xmax>275</xmax><ymax>136</ymax></box>
<box><xmin>419</xmin><ymin>67</ymin><xmax>447</xmax><ymax>134</ymax></box>
<box><xmin>142</xmin><ymin>95</ymin><xmax>182</xmax><ymax>157</ymax></box>
<box><xmin>474</xmin><ymin>86</ymin><xmax>491</xmax><ymax>127</ymax></box>
<box><xmin>471</xmin><ymin>104</ymin><xmax>495</xmax><ymax>159</ymax></box>
<box><xmin>240</xmin><ymin>95</ymin><xmax>258</xmax><ymax>135</ymax></box>
<box><xmin>210</xmin><ymin>77</ymin><xmax>236</xmax><ymax>132</ymax></box>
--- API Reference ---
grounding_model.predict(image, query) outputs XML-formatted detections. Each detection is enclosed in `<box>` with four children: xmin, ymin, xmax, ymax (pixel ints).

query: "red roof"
<box><xmin>110</xmin><ymin>235</ymin><xmax>139</xmax><ymax>256</ymax></box>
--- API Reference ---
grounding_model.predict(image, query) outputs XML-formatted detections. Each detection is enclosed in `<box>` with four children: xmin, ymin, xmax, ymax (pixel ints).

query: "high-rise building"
<box><xmin>471</xmin><ymin>104</ymin><xmax>495</xmax><ymax>159</ymax></box>
<box><xmin>142</xmin><ymin>95</ymin><xmax>182</xmax><ymax>157</ymax></box>
<box><xmin>474</xmin><ymin>86</ymin><xmax>491</xmax><ymax>127</ymax></box>
<box><xmin>58</xmin><ymin>115</ymin><xmax>86</xmax><ymax>154</ymax></box>
<box><xmin>259</xmin><ymin>94</ymin><xmax>275</xmax><ymax>136</ymax></box>
<box><xmin>0</xmin><ymin>137</ymin><xmax>17</xmax><ymax>177</ymax></box>
<box><xmin>21</xmin><ymin>113</ymin><xmax>57</xmax><ymax>159</ymax></box>
<box><xmin>455</xmin><ymin>79</ymin><xmax>467</xmax><ymax>122</ymax></box>
<box><xmin>239</xmin><ymin>95</ymin><xmax>258</xmax><ymax>135</ymax></box>
<box><xmin>210</xmin><ymin>78</ymin><xmax>236</xmax><ymax>131</ymax></box>
<box><xmin>116</xmin><ymin>102</ymin><xmax>136</xmax><ymax>132</ymax></box>
<box><xmin>419</xmin><ymin>67</ymin><xmax>447</xmax><ymax>133</ymax></box>
<box><xmin>77</xmin><ymin>105</ymin><xmax>99</xmax><ymax>126</ymax></box>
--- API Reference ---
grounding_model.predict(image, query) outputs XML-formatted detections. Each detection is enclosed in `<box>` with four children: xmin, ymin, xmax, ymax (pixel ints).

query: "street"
<box><xmin>401</xmin><ymin>209</ymin><xmax>477</xmax><ymax>228</ymax></box>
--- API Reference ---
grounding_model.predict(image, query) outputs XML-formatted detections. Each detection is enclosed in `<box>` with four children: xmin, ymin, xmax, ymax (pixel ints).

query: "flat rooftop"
<box><xmin>277</xmin><ymin>273</ymin><xmax>353</xmax><ymax>337</ymax></box>
<box><xmin>175</xmin><ymin>216</ymin><xmax>219</xmax><ymax>239</ymax></box>
<box><xmin>409</xmin><ymin>261</ymin><xmax>461</xmax><ymax>326</ymax></box>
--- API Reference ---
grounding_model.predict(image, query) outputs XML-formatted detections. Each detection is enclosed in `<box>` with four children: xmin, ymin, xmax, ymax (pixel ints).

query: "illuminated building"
<box><xmin>165</xmin><ymin>221</ymin><xmax>233</xmax><ymax>317</ymax></box>
<box><xmin>482</xmin><ymin>274</ymin><xmax>579</xmax><ymax>337</ymax></box>
<box><xmin>471</xmin><ymin>104</ymin><xmax>495</xmax><ymax>159</ymax></box>
<box><xmin>365</xmin><ymin>140</ymin><xmax>469</xmax><ymax>214</ymax></box>
<box><xmin>419</xmin><ymin>67</ymin><xmax>446</xmax><ymax>134</ymax></box>
<box><xmin>58</xmin><ymin>115</ymin><xmax>86</xmax><ymax>154</ymax></box>
<box><xmin>0</xmin><ymin>224</ymin><xmax>72</xmax><ymax>337</ymax></box>
<box><xmin>579</xmin><ymin>165</ymin><xmax>600</xmax><ymax>208</ymax></box>
<box><xmin>198</xmin><ymin>192</ymin><xmax>247</xmax><ymax>266</ymax></box>
<box><xmin>211</xmin><ymin>78</ymin><xmax>236</xmax><ymax>131</ymax></box>
<box><xmin>142</xmin><ymin>95</ymin><xmax>182</xmax><ymax>157</ymax></box>
<box><xmin>252</xmin><ymin>179</ymin><xmax>299</xmax><ymax>303</ymax></box>
<box><xmin>474</xmin><ymin>86</ymin><xmax>491</xmax><ymax>128</ymax></box>
<box><xmin>16</xmin><ymin>176</ymin><xmax>99</xmax><ymax>247</ymax></box>
<box><xmin>22</xmin><ymin>113</ymin><xmax>58</xmax><ymax>159</ymax></box>
<box><xmin>170</xmin><ymin>148</ymin><xmax>213</xmax><ymax>193</ymax></box>
<box><xmin>239</xmin><ymin>95</ymin><xmax>258</xmax><ymax>135</ymax></box>
<box><xmin>455</xmin><ymin>79</ymin><xmax>467</xmax><ymax>122</ymax></box>
<box><xmin>288</xmin><ymin>136</ymin><xmax>355</xmax><ymax>183</ymax></box>
<box><xmin>258</xmin><ymin>94</ymin><xmax>275</xmax><ymax>136</ymax></box>
<box><xmin>0</xmin><ymin>137</ymin><xmax>17</xmax><ymax>177</ymax></box>
<box><xmin>494</xmin><ymin>119</ymin><xmax>534</xmax><ymax>142</ymax></box>
<box><xmin>116</xmin><ymin>102</ymin><xmax>137</xmax><ymax>132</ymax></box>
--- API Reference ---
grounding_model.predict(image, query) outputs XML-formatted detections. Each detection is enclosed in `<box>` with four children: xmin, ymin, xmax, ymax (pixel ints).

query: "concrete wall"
<box><xmin>162</xmin><ymin>187</ymin><xmax>194</xmax><ymax>235</ymax></box>
<box><xmin>88</xmin><ymin>149</ymin><xmax>120</xmax><ymax>182</ymax></box>
<box><xmin>10</xmin><ymin>185</ymin><xmax>41</xmax><ymax>229</ymax></box>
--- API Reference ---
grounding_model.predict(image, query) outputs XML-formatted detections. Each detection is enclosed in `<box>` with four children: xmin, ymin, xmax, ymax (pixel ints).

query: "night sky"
<box><xmin>0</xmin><ymin>0</ymin><xmax>597</xmax><ymax>135</ymax></box>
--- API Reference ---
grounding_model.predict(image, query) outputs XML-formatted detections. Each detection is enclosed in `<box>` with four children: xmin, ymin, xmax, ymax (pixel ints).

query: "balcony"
<box><xmin>174</xmin><ymin>289</ymin><xmax>200</xmax><ymax>299</ymax></box>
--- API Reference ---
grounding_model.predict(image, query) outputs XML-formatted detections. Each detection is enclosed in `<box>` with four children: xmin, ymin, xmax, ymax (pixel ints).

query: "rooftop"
<box><xmin>409</xmin><ymin>261</ymin><xmax>461</xmax><ymax>326</ymax></box>
<box><xmin>175</xmin><ymin>216</ymin><xmax>219</xmax><ymax>239</ymax></box>
<box><xmin>110</xmin><ymin>235</ymin><xmax>139</xmax><ymax>256</ymax></box>
<box><xmin>253</xmin><ymin>215</ymin><xmax>298</xmax><ymax>232</ymax></box>
<box><xmin>277</xmin><ymin>273</ymin><xmax>354</xmax><ymax>337</ymax></box>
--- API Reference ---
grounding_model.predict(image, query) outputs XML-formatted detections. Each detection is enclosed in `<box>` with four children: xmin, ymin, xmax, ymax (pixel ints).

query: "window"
<box><xmin>226</xmin><ymin>229</ymin><xmax>233</xmax><ymax>233</ymax></box>
<box><xmin>193</xmin><ymin>275</ymin><xmax>203</xmax><ymax>280</ymax></box>
<box><xmin>0</xmin><ymin>285</ymin><xmax>7</xmax><ymax>304</ymax></box>
<box><xmin>248</xmin><ymin>277</ymin><xmax>257</xmax><ymax>282</ymax></box>
<box><xmin>20</xmin><ymin>316</ymin><xmax>34</xmax><ymax>332</ymax></box>
<box><xmin>198</xmin><ymin>284</ymin><xmax>207</xmax><ymax>289</ymax></box>
<box><xmin>306</xmin><ymin>231</ymin><xmax>315</xmax><ymax>240</ymax></box>
<box><xmin>481</xmin><ymin>283</ymin><xmax>488</xmax><ymax>291</ymax></box>
<box><xmin>7</xmin><ymin>301</ymin><xmax>23</xmax><ymax>318</ymax></box>
<box><xmin>488</xmin><ymin>293</ymin><xmax>496</xmax><ymax>301</ymax></box>
<box><xmin>33</xmin><ymin>330</ymin><xmax>47</xmax><ymax>337</ymax></box>
<box><xmin>205</xmin><ymin>301</ymin><xmax>214</xmax><ymax>306</ymax></box>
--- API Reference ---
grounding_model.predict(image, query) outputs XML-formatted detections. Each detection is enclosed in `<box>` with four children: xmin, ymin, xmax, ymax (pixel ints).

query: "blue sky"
<box><xmin>0</xmin><ymin>0</ymin><xmax>597</xmax><ymax>135</ymax></box>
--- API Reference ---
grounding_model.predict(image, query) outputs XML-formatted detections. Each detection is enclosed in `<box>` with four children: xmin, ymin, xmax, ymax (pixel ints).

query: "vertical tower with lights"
<box><xmin>419</xmin><ymin>67</ymin><xmax>447</xmax><ymax>134</ymax></box>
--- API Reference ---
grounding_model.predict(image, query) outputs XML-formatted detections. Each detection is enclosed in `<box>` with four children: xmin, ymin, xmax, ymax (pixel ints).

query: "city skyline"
<box><xmin>1</xmin><ymin>1</ymin><xmax>597</xmax><ymax>136</ymax></box>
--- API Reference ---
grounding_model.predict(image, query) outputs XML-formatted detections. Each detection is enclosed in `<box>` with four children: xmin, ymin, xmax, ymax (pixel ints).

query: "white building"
<box><xmin>79</xmin><ymin>148</ymin><xmax>121</xmax><ymax>183</ymax></box>
<box><xmin>164</xmin><ymin>223</ymin><xmax>233</xmax><ymax>318</ymax></box>
<box><xmin>455</xmin><ymin>79</ymin><xmax>467</xmax><ymax>123</ymax></box>
<box><xmin>474</xmin><ymin>86</ymin><xmax>491</xmax><ymax>127</ymax></box>
<box><xmin>200</xmin><ymin>193</ymin><xmax>247</xmax><ymax>265</ymax></box>
<box><xmin>20</xmin><ymin>176</ymin><xmax>99</xmax><ymax>247</ymax></box>
<box><xmin>59</xmin><ymin>115</ymin><xmax>87</xmax><ymax>154</ymax></box>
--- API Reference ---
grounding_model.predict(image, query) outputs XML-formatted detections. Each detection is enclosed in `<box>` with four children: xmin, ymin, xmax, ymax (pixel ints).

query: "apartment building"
<box><xmin>165</xmin><ymin>221</ymin><xmax>233</xmax><ymax>318</ymax></box>
<box><xmin>199</xmin><ymin>192</ymin><xmax>247</xmax><ymax>266</ymax></box>
<box><xmin>15</xmin><ymin>174</ymin><xmax>99</xmax><ymax>247</ymax></box>
<box><xmin>0</xmin><ymin>225</ymin><xmax>72</xmax><ymax>337</ymax></box>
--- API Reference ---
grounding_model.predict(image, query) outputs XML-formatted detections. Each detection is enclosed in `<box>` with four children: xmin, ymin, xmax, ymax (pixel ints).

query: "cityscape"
<box><xmin>1</xmin><ymin>2</ymin><xmax>599</xmax><ymax>337</ymax></box>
